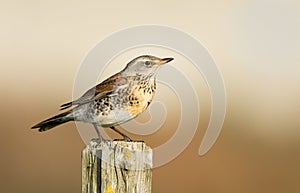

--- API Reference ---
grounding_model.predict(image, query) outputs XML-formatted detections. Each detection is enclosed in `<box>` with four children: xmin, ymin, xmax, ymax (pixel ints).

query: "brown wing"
<box><xmin>60</xmin><ymin>73</ymin><xmax>127</xmax><ymax>110</ymax></box>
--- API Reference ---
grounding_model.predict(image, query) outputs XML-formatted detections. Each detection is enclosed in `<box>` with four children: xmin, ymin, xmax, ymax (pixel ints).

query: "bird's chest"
<box><xmin>125</xmin><ymin>81</ymin><xmax>156</xmax><ymax>116</ymax></box>
<box><xmin>85</xmin><ymin>78</ymin><xmax>156</xmax><ymax>126</ymax></box>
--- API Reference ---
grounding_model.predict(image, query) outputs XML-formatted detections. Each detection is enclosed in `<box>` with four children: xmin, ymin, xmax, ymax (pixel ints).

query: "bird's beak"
<box><xmin>158</xmin><ymin>57</ymin><xmax>174</xmax><ymax>65</ymax></box>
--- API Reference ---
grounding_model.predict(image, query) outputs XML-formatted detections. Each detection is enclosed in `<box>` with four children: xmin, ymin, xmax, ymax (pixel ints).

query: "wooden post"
<box><xmin>82</xmin><ymin>140</ymin><xmax>152</xmax><ymax>193</ymax></box>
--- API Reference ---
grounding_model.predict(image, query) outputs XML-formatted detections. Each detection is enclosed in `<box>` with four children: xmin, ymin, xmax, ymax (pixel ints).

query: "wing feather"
<box><xmin>60</xmin><ymin>73</ymin><xmax>127</xmax><ymax>109</ymax></box>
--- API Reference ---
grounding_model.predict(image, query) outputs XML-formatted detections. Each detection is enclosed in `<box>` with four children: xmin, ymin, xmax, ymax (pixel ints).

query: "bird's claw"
<box><xmin>113</xmin><ymin>136</ymin><xmax>132</xmax><ymax>142</ymax></box>
<box><xmin>113</xmin><ymin>137</ymin><xmax>144</xmax><ymax>143</ymax></box>
<box><xmin>91</xmin><ymin>136</ymin><xmax>110</xmax><ymax>144</ymax></box>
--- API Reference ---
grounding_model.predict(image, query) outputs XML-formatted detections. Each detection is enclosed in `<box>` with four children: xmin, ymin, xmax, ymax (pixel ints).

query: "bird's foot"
<box><xmin>113</xmin><ymin>137</ymin><xmax>144</xmax><ymax>143</ymax></box>
<box><xmin>91</xmin><ymin>123</ymin><xmax>109</xmax><ymax>143</ymax></box>
<box><xmin>113</xmin><ymin>136</ymin><xmax>132</xmax><ymax>142</ymax></box>
<box><xmin>91</xmin><ymin>136</ymin><xmax>111</xmax><ymax>144</ymax></box>
<box><xmin>91</xmin><ymin>137</ymin><xmax>102</xmax><ymax>144</ymax></box>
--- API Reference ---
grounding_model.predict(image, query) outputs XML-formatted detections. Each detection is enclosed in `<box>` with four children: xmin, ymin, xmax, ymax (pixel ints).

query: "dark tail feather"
<box><xmin>60</xmin><ymin>101</ymin><xmax>73</xmax><ymax>110</ymax></box>
<box><xmin>32</xmin><ymin>111</ymin><xmax>73</xmax><ymax>132</ymax></box>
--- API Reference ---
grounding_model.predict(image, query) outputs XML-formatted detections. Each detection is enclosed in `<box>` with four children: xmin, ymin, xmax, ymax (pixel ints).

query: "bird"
<box><xmin>32</xmin><ymin>55</ymin><xmax>173</xmax><ymax>141</ymax></box>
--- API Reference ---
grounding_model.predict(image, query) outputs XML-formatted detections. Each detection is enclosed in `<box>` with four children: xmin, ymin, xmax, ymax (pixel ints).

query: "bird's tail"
<box><xmin>31</xmin><ymin>110</ymin><xmax>74</xmax><ymax>132</ymax></box>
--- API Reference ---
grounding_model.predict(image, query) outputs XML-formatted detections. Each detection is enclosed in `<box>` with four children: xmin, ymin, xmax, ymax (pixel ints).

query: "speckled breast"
<box><xmin>86</xmin><ymin>77</ymin><xmax>156</xmax><ymax>127</ymax></box>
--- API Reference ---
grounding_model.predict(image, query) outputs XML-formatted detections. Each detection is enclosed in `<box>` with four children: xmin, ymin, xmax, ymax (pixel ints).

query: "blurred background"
<box><xmin>1</xmin><ymin>0</ymin><xmax>300</xmax><ymax>192</ymax></box>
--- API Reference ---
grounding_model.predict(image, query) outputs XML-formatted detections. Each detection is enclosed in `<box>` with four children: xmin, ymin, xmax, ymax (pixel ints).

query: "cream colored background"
<box><xmin>1</xmin><ymin>0</ymin><xmax>300</xmax><ymax>193</ymax></box>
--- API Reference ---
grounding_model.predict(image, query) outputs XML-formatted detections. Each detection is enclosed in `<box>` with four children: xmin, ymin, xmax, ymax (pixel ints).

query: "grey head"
<box><xmin>121</xmin><ymin>55</ymin><xmax>173</xmax><ymax>77</ymax></box>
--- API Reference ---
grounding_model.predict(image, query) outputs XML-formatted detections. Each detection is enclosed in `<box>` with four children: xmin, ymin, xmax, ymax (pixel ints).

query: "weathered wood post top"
<box><xmin>82</xmin><ymin>140</ymin><xmax>152</xmax><ymax>193</ymax></box>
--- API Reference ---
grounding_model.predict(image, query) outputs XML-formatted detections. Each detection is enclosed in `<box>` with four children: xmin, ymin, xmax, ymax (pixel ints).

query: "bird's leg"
<box><xmin>110</xmin><ymin>126</ymin><xmax>132</xmax><ymax>141</ymax></box>
<box><xmin>92</xmin><ymin>123</ymin><xmax>104</xmax><ymax>142</ymax></box>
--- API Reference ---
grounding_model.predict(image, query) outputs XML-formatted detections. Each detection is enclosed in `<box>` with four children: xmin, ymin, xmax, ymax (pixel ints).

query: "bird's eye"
<box><xmin>145</xmin><ymin>61</ymin><xmax>151</xmax><ymax>66</ymax></box>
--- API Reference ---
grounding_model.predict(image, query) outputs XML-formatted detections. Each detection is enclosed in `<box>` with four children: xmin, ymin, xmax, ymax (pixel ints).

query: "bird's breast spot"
<box><xmin>127</xmin><ymin>86</ymin><xmax>154</xmax><ymax>115</ymax></box>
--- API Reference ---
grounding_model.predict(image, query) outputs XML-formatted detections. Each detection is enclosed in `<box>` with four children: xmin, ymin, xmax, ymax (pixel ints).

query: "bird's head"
<box><xmin>122</xmin><ymin>55</ymin><xmax>173</xmax><ymax>77</ymax></box>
